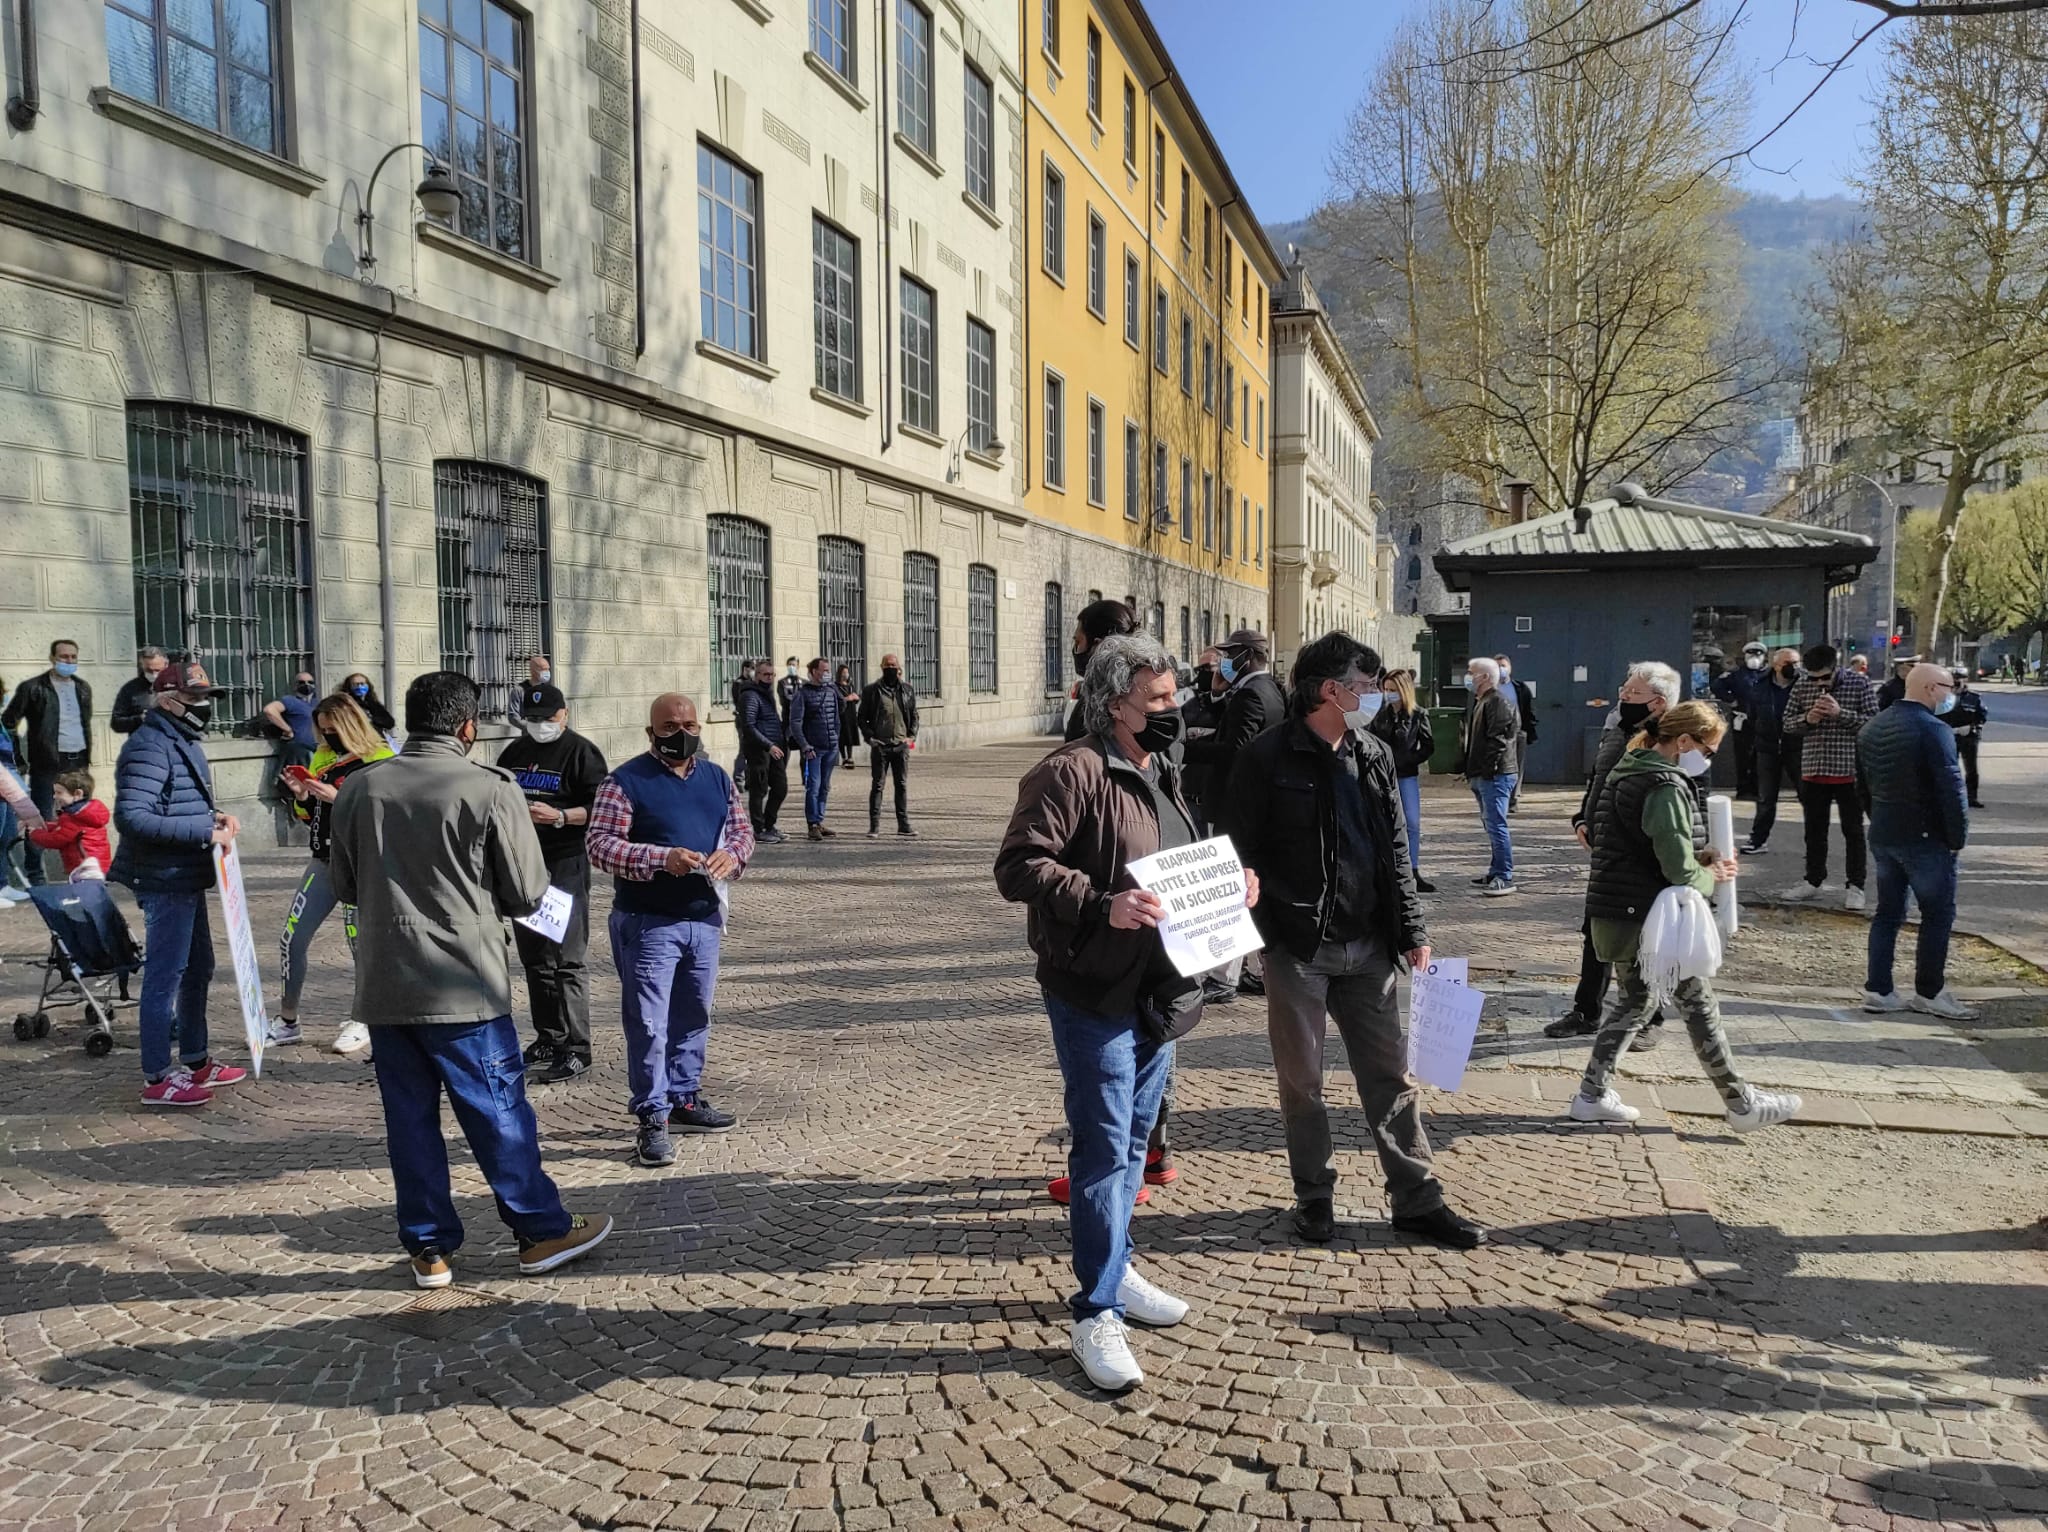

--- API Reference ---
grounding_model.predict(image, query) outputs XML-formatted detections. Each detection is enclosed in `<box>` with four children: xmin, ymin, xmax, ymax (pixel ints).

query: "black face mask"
<box><xmin>176</xmin><ymin>698</ymin><xmax>213</xmax><ymax>731</ymax></box>
<box><xmin>295</xmin><ymin>681</ymin><xmax>316</xmax><ymax>698</ymax></box>
<box><xmin>882</xmin><ymin>666</ymin><xmax>901</xmax><ymax>682</ymax></box>
<box><xmin>1129</xmin><ymin>708</ymin><xmax>1184</xmax><ymax>753</ymax></box>
<box><xmin>321</xmin><ymin>731</ymin><xmax>345</xmax><ymax>753</ymax></box>
<box><xmin>1072</xmin><ymin>647</ymin><xmax>1091</xmax><ymax>676</ymax></box>
<box><xmin>651</xmin><ymin>727</ymin><xmax>701</xmax><ymax>763</ymax></box>
<box><xmin>1617</xmin><ymin>700</ymin><xmax>1654</xmax><ymax>732</ymax></box>
<box><xmin>1192</xmin><ymin>665</ymin><xmax>1213</xmax><ymax>693</ymax></box>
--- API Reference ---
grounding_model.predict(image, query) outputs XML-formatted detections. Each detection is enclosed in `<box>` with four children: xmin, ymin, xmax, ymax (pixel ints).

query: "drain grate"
<box><xmin>381</xmin><ymin>1285</ymin><xmax>505</xmax><ymax>1340</ymax></box>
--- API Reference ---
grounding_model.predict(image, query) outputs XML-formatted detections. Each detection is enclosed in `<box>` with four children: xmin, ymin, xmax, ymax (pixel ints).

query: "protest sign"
<box><xmin>1124</xmin><ymin>834</ymin><xmax>1264</xmax><ymax>979</ymax></box>
<box><xmin>514</xmin><ymin>885</ymin><xmax>574</xmax><ymax>944</ymax></box>
<box><xmin>1407</xmin><ymin>969</ymin><xmax>1485</xmax><ymax>1092</ymax></box>
<box><xmin>1423</xmin><ymin>956</ymin><xmax>1467</xmax><ymax>988</ymax></box>
<box><xmin>212</xmin><ymin>842</ymin><xmax>268</xmax><ymax>1077</ymax></box>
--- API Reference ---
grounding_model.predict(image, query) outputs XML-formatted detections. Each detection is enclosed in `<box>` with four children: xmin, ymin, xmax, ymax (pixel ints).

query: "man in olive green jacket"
<box><xmin>330</xmin><ymin>670</ymin><xmax>610</xmax><ymax>1289</ymax></box>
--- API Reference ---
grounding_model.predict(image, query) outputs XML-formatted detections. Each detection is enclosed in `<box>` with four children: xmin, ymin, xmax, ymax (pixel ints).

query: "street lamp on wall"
<box><xmin>946</xmin><ymin>430</ymin><xmax>1004</xmax><ymax>484</ymax></box>
<box><xmin>354</xmin><ymin>143</ymin><xmax>463</xmax><ymax>281</ymax></box>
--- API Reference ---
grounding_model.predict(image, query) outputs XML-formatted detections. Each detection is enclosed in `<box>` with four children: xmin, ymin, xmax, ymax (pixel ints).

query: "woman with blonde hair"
<box><xmin>1367</xmin><ymin>669</ymin><xmax>1436</xmax><ymax>891</ymax></box>
<box><xmin>1567</xmin><ymin>699</ymin><xmax>1800</xmax><ymax>1132</ymax></box>
<box><xmin>272</xmin><ymin>692</ymin><xmax>394</xmax><ymax>1055</ymax></box>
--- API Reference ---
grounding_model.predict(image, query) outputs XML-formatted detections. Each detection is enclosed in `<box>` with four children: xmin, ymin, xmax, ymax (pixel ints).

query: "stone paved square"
<box><xmin>0</xmin><ymin>742</ymin><xmax>2042</xmax><ymax>1532</ymax></box>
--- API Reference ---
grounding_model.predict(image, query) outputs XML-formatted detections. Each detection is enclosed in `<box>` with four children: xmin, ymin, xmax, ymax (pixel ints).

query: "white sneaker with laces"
<box><xmin>1567</xmin><ymin>1090</ymin><xmax>1641</xmax><ymax>1125</ymax></box>
<box><xmin>1861</xmin><ymin>988</ymin><xmax>1909</xmax><ymax>1014</ymax></box>
<box><xmin>1071</xmin><ymin>1311</ymin><xmax>1143</xmax><ymax>1392</ymax></box>
<box><xmin>1116</xmin><ymin>1262</ymin><xmax>1190</xmax><ymax>1327</ymax></box>
<box><xmin>1727</xmin><ymin>1089</ymin><xmax>1801</xmax><ymax>1134</ymax></box>
<box><xmin>1910</xmin><ymin>988</ymin><xmax>1979</xmax><ymax>1021</ymax></box>
<box><xmin>1843</xmin><ymin>885</ymin><xmax>1867</xmax><ymax>912</ymax></box>
<box><xmin>332</xmin><ymin>1021</ymin><xmax>372</xmax><ymax>1056</ymax></box>
<box><xmin>1778</xmin><ymin>881</ymin><xmax>1830</xmax><ymax>902</ymax></box>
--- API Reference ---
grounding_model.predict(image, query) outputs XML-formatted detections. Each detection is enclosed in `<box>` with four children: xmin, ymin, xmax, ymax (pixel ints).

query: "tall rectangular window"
<box><xmin>968</xmin><ymin>564</ymin><xmax>998</xmax><ymax>693</ymax></box>
<box><xmin>964</xmin><ymin>64</ymin><xmax>994</xmax><ymax>207</ymax></box>
<box><xmin>1041</xmin><ymin>0</ymin><xmax>1058</xmax><ymax>59</ymax></box>
<box><xmin>1086</xmin><ymin>399</ymin><xmax>1105</xmax><ymax>506</ymax></box>
<box><xmin>1179</xmin><ymin>167</ymin><xmax>1190</xmax><ymax>245</ymax></box>
<box><xmin>1179</xmin><ymin>456</ymin><xmax>1192</xmax><ymax>541</ymax></box>
<box><xmin>1203</xmin><ymin>202</ymin><xmax>1213</xmax><ymax>272</ymax></box>
<box><xmin>1180</xmin><ymin>310</ymin><xmax>1193</xmax><ymax>394</ymax></box>
<box><xmin>903</xmin><ymin>551</ymin><xmax>941</xmax><ymax>697</ymax></box>
<box><xmin>1122</xmin><ymin>77</ymin><xmax>1136</xmax><ymax>166</ymax></box>
<box><xmin>1124</xmin><ymin>421</ymin><xmax>1141</xmax><ymax>522</ymax></box>
<box><xmin>897</xmin><ymin>0</ymin><xmax>933</xmax><ymax>155</ymax></box>
<box><xmin>812</xmin><ymin>217</ymin><xmax>860</xmax><ymax>402</ymax></box>
<box><xmin>1124</xmin><ymin>252</ymin><xmax>1141</xmax><ymax>347</ymax></box>
<box><xmin>1223</xmin><ymin>361</ymin><xmax>1235</xmax><ymax>428</ymax></box>
<box><xmin>966</xmin><ymin>318</ymin><xmax>997</xmax><ymax>454</ymax></box>
<box><xmin>698</xmin><ymin>144</ymin><xmax>761</xmax><ymax>359</ymax></box>
<box><xmin>1085</xmin><ymin>22</ymin><xmax>1101</xmax><ymax>119</ymax></box>
<box><xmin>1201</xmin><ymin>609</ymin><xmax>1213</xmax><ymax>650</ymax></box>
<box><xmin>1220</xmin><ymin>480</ymin><xmax>1233</xmax><ymax>557</ymax></box>
<box><xmin>417</xmin><ymin>0</ymin><xmax>530</xmax><ymax>258</ymax></box>
<box><xmin>435</xmin><ymin>460</ymin><xmax>551</xmax><ymax>720</ymax></box>
<box><xmin>818</xmin><ymin>535</ymin><xmax>867</xmax><ymax>682</ymax></box>
<box><xmin>106</xmin><ymin>0</ymin><xmax>285</xmax><ymax>156</ymax></box>
<box><xmin>1153</xmin><ymin>285</ymin><xmax>1168</xmax><ymax>372</ymax></box>
<box><xmin>1042</xmin><ymin>162</ymin><xmax>1065</xmax><ymax>280</ymax></box>
<box><xmin>1042</xmin><ymin>370</ymin><xmax>1065</xmax><ymax>490</ymax></box>
<box><xmin>1242</xmin><ymin>381</ymin><xmax>1251</xmax><ymax>443</ymax></box>
<box><xmin>1153</xmin><ymin>128</ymin><xmax>1165</xmax><ymax>205</ymax></box>
<box><xmin>1201</xmin><ymin>471</ymin><xmax>1213</xmax><ymax>549</ymax></box>
<box><xmin>1241</xmin><ymin>493</ymin><xmax>1250</xmax><ymax>558</ymax></box>
<box><xmin>810</xmin><ymin>0</ymin><xmax>854</xmax><ymax>80</ymax></box>
<box><xmin>899</xmin><ymin>274</ymin><xmax>936</xmax><ymax>433</ymax></box>
<box><xmin>1148</xmin><ymin>602</ymin><xmax>1164</xmax><ymax>643</ymax></box>
<box><xmin>1179</xmin><ymin>606</ymin><xmax>1190</xmax><ymax>662</ymax></box>
<box><xmin>1257</xmin><ymin>396</ymin><xmax>1266</xmax><ymax>454</ymax></box>
<box><xmin>1153</xmin><ymin>439</ymin><xmax>1168</xmax><ymax>523</ymax></box>
<box><xmin>1257</xmin><ymin>503</ymin><xmax>1265</xmax><ymax>566</ymax></box>
<box><xmin>1223</xmin><ymin>236</ymin><xmax>1234</xmax><ymax>300</ymax></box>
<box><xmin>1043</xmin><ymin>582</ymin><xmax>1064</xmax><ymax>695</ymax></box>
<box><xmin>126</xmin><ymin>403</ymin><xmax>311</xmax><ymax>734</ymax></box>
<box><xmin>1086</xmin><ymin>212</ymin><xmax>1106</xmax><ymax>317</ymax></box>
<box><xmin>1202</xmin><ymin>339</ymin><xmax>1214</xmax><ymax>411</ymax></box>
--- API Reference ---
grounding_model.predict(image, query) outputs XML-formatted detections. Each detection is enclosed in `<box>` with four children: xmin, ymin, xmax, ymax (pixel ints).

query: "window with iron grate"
<box><xmin>903</xmin><ymin>551</ymin><xmax>941</xmax><ymax>697</ymax></box>
<box><xmin>435</xmin><ymin>461</ymin><xmax>550</xmax><ymax>719</ymax></box>
<box><xmin>126</xmin><ymin>403</ymin><xmax>311</xmax><ymax>734</ymax></box>
<box><xmin>1042</xmin><ymin>581</ymin><xmax>1063</xmax><ymax>696</ymax></box>
<box><xmin>818</xmin><ymin>536</ymin><xmax>867</xmax><ymax>684</ymax></box>
<box><xmin>708</xmin><ymin>514</ymin><xmax>772</xmax><ymax>694</ymax></box>
<box><xmin>968</xmin><ymin>564</ymin><xmax>998</xmax><ymax>693</ymax></box>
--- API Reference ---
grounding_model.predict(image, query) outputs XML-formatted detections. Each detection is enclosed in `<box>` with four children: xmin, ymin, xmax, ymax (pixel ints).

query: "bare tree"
<box><xmin>1807</xmin><ymin>10</ymin><xmax>2048</xmax><ymax>648</ymax></box>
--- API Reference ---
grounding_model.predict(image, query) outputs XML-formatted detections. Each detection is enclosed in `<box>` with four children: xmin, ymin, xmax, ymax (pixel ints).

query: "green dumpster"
<box><xmin>1425</xmin><ymin>706</ymin><xmax>1464</xmax><ymax>774</ymax></box>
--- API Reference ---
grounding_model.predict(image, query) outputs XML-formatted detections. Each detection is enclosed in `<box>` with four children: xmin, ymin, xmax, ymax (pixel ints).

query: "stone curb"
<box><xmin>1512</xmin><ymin>1067</ymin><xmax>2048</xmax><ymax>1137</ymax></box>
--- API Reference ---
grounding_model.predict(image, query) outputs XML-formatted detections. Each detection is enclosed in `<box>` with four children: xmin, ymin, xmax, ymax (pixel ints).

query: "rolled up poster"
<box><xmin>1706</xmin><ymin>791</ymin><xmax>1738</xmax><ymax>936</ymax></box>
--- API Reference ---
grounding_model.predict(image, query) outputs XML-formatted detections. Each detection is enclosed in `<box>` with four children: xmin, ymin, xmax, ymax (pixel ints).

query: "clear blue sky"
<box><xmin>1148</xmin><ymin>0</ymin><xmax>1881</xmax><ymax>225</ymax></box>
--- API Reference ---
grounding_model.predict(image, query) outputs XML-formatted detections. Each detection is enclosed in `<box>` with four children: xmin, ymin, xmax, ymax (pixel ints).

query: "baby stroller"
<box><xmin>15</xmin><ymin>882</ymin><xmax>141</xmax><ymax>1056</ymax></box>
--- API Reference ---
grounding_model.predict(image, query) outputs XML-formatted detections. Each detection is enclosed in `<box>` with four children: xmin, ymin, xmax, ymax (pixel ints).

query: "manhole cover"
<box><xmin>381</xmin><ymin>1285</ymin><xmax>505</xmax><ymax>1340</ymax></box>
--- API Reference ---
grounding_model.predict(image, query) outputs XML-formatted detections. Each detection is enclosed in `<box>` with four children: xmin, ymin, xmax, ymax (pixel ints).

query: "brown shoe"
<box><xmin>818</xmin><ymin>825</ymin><xmax>837</xmax><ymax>838</ymax></box>
<box><xmin>807</xmin><ymin>824</ymin><xmax>823</xmax><ymax>842</ymax></box>
<box><xmin>410</xmin><ymin>1247</ymin><xmax>452</xmax><ymax>1289</ymax></box>
<box><xmin>517</xmin><ymin>1213</ymin><xmax>613</xmax><ymax>1275</ymax></box>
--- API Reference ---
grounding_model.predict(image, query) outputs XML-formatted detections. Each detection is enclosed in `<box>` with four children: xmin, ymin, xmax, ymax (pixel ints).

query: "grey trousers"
<box><xmin>1264</xmin><ymin>938</ymin><xmax>1442</xmax><ymax>1217</ymax></box>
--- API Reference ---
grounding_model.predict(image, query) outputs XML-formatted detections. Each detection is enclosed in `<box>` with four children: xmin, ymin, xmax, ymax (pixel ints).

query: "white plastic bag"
<box><xmin>1638</xmin><ymin>885</ymin><xmax>1722</xmax><ymax>1010</ymax></box>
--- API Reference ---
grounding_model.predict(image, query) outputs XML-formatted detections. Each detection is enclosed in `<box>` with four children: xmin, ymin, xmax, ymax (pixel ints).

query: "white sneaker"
<box><xmin>1861</xmin><ymin>989</ymin><xmax>1909</xmax><ymax>1014</ymax></box>
<box><xmin>332</xmin><ymin>1021</ymin><xmax>372</xmax><ymax>1056</ymax></box>
<box><xmin>1778</xmin><ymin>881</ymin><xmax>1830</xmax><ymax>902</ymax></box>
<box><xmin>265</xmin><ymin>1019</ymin><xmax>303</xmax><ymax>1045</ymax></box>
<box><xmin>1909</xmin><ymin>988</ymin><xmax>1979</xmax><ymax>1021</ymax></box>
<box><xmin>1116</xmin><ymin>1262</ymin><xmax>1190</xmax><ymax>1327</ymax></box>
<box><xmin>1567</xmin><ymin>1090</ymin><xmax>1641</xmax><ymax>1125</ymax></box>
<box><xmin>1071</xmin><ymin>1311</ymin><xmax>1143</xmax><ymax>1392</ymax></box>
<box><xmin>1727</xmin><ymin>1089</ymin><xmax>1801</xmax><ymax>1134</ymax></box>
<box><xmin>1843</xmin><ymin>885</ymin><xmax>1867</xmax><ymax>912</ymax></box>
<box><xmin>0</xmin><ymin>885</ymin><xmax>30</xmax><ymax>904</ymax></box>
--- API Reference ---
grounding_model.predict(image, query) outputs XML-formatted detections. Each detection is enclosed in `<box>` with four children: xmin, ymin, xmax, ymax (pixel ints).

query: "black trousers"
<box><xmin>513</xmin><ymin>850</ymin><xmax>591</xmax><ymax>1061</ymax></box>
<box><xmin>1799</xmin><ymin>778</ymin><xmax>1867</xmax><ymax>890</ymax></box>
<box><xmin>1731</xmin><ymin>726</ymin><xmax>1758</xmax><ymax>798</ymax></box>
<box><xmin>1571</xmin><ymin>915</ymin><xmax>1662</xmax><ymax>1027</ymax></box>
<box><xmin>1749</xmin><ymin>749</ymin><xmax>1785</xmax><ymax>847</ymax></box>
<box><xmin>745</xmin><ymin>747</ymin><xmax>789</xmax><ymax>830</ymax></box>
<box><xmin>869</xmin><ymin>743</ymin><xmax>911</xmax><ymax>830</ymax></box>
<box><xmin>1958</xmin><ymin>735</ymin><xmax>1980</xmax><ymax>804</ymax></box>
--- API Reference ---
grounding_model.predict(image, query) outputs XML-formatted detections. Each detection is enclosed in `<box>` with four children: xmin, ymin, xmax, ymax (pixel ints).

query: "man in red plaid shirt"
<box><xmin>587</xmin><ymin>693</ymin><xmax>754</xmax><ymax>1168</ymax></box>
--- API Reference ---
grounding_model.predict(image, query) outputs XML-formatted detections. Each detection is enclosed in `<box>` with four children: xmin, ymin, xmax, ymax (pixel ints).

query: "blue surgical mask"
<box><xmin>1219</xmin><ymin>655</ymin><xmax>1239</xmax><ymax>684</ymax></box>
<box><xmin>350</xmin><ymin>683</ymin><xmax>370</xmax><ymax>700</ymax></box>
<box><xmin>1935</xmin><ymin>691</ymin><xmax>1958</xmax><ymax>716</ymax></box>
<box><xmin>53</xmin><ymin>662</ymin><xmax>78</xmax><ymax>679</ymax></box>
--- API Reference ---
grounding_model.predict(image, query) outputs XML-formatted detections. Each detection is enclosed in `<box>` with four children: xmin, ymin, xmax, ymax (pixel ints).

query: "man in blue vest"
<box><xmin>587</xmin><ymin>693</ymin><xmax>755</xmax><ymax>1168</ymax></box>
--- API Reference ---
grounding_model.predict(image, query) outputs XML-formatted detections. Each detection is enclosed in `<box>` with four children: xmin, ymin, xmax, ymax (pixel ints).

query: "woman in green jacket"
<box><xmin>1567</xmin><ymin>700</ymin><xmax>1801</xmax><ymax>1133</ymax></box>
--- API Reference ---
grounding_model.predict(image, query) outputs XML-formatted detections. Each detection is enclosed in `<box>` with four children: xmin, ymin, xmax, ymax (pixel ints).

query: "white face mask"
<box><xmin>534</xmin><ymin>669</ymin><xmax>552</xmax><ymax>685</ymax></box>
<box><xmin>1743</xmin><ymin>653</ymin><xmax>1765</xmax><ymax>670</ymax></box>
<box><xmin>523</xmin><ymin>718</ymin><xmax>565</xmax><ymax>744</ymax></box>
<box><xmin>1677</xmin><ymin>747</ymin><xmax>1711</xmax><ymax>778</ymax></box>
<box><xmin>1340</xmin><ymin>686</ymin><xmax>1385</xmax><ymax>732</ymax></box>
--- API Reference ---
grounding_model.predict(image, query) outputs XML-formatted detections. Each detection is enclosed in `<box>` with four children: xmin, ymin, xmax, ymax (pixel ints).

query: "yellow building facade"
<box><xmin>1022</xmin><ymin>0</ymin><xmax>1282</xmax><ymax>669</ymax></box>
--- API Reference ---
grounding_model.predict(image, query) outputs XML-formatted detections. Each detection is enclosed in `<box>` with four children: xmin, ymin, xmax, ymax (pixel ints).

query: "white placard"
<box><xmin>212</xmin><ymin>842</ymin><xmax>267</xmax><ymax>1077</ymax></box>
<box><xmin>1124</xmin><ymin>834</ymin><xmax>1265</xmax><ymax>979</ymax></box>
<box><xmin>1407</xmin><ymin>970</ymin><xmax>1486</xmax><ymax>1092</ymax></box>
<box><xmin>1422</xmin><ymin>956</ymin><xmax>1468</xmax><ymax>987</ymax></box>
<box><xmin>514</xmin><ymin>885</ymin><xmax>574</xmax><ymax>944</ymax></box>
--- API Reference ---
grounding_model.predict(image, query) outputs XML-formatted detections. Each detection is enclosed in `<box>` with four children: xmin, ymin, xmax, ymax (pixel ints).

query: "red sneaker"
<box><xmin>1144</xmin><ymin>1150</ymin><xmax>1179</xmax><ymax>1186</ymax></box>
<box><xmin>187</xmin><ymin>1060</ymin><xmax>247</xmax><ymax>1090</ymax></box>
<box><xmin>1047</xmin><ymin>1177</ymin><xmax>1151</xmax><ymax>1206</ymax></box>
<box><xmin>140</xmin><ymin>1070</ymin><xmax>212</xmax><ymax>1109</ymax></box>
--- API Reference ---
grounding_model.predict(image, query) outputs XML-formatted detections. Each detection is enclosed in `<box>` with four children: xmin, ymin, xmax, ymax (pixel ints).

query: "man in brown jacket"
<box><xmin>996</xmin><ymin>632</ymin><xmax>1258</xmax><ymax>1396</ymax></box>
<box><xmin>1458</xmin><ymin>657</ymin><xmax>1521</xmax><ymax>895</ymax></box>
<box><xmin>331</xmin><ymin>670</ymin><xmax>610</xmax><ymax>1290</ymax></box>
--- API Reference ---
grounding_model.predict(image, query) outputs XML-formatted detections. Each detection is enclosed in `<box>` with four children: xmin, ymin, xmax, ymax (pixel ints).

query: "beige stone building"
<box><xmin>1267</xmin><ymin>256</ymin><xmax>1381</xmax><ymax>674</ymax></box>
<box><xmin>0</xmin><ymin>0</ymin><xmax>1059</xmax><ymax>810</ymax></box>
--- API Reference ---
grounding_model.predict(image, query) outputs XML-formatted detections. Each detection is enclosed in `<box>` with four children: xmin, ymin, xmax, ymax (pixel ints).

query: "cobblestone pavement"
<box><xmin>0</xmin><ymin>742</ymin><xmax>2043</xmax><ymax>1532</ymax></box>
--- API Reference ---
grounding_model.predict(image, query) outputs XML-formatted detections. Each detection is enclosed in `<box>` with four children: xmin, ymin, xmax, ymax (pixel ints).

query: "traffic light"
<box><xmin>1889</xmin><ymin>633</ymin><xmax>1903</xmax><ymax>647</ymax></box>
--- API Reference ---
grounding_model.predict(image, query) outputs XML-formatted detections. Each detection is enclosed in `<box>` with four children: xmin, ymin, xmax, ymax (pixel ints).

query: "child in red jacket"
<box><xmin>29</xmin><ymin>770</ymin><xmax>112</xmax><ymax>880</ymax></box>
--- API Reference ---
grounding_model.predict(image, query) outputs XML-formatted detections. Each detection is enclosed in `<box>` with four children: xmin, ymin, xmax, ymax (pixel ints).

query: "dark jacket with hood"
<box><xmin>1229</xmin><ymin>718</ymin><xmax>1427</xmax><ymax>966</ymax></box>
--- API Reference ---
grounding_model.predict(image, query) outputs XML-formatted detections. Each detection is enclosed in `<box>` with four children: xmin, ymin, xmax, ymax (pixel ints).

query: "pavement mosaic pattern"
<box><xmin>0</xmin><ymin>741</ymin><xmax>2042</xmax><ymax>1532</ymax></box>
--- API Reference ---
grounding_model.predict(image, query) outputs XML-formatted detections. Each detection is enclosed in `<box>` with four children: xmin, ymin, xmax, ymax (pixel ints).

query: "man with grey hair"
<box><xmin>112</xmin><ymin>647</ymin><xmax>169</xmax><ymax>736</ymax></box>
<box><xmin>1552</xmin><ymin>660</ymin><xmax>1682</xmax><ymax>1040</ymax></box>
<box><xmin>997</xmin><ymin>632</ymin><xmax>1260</xmax><ymax>1394</ymax></box>
<box><xmin>1457</xmin><ymin>657</ymin><xmax>1520</xmax><ymax>894</ymax></box>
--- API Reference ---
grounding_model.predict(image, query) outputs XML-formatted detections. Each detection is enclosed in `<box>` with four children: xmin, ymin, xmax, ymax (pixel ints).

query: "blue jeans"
<box><xmin>369</xmin><ymin>1015</ymin><xmax>571</xmax><ymax>1256</ymax></box>
<box><xmin>1398</xmin><ymin>774</ymin><xmax>1422</xmax><ymax>870</ymax></box>
<box><xmin>1044</xmin><ymin>991</ymin><xmax>1172</xmax><ymax>1321</ymax></box>
<box><xmin>803</xmin><ymin>750</ymin><xmax>837</xmax><ymax>825</ymax></box>
<box><xmin>609</xmin><ymin>909</ymin><xmax>721</xmax><ymax>1119</ymax></box>
<box><xmin>1471</xmin><ymin>773</ymin><xmax>1516</xmax><ymax>880</ymax></box>
<box><xmin>1865</xmin><ymin>841</ymin><xmax>1959</xmax><ymax>1000</ymax></box>
<box><xmin>136</xmin><ymin>889</ymin><xmax>214</xmax><ymax>1079</ymax></box>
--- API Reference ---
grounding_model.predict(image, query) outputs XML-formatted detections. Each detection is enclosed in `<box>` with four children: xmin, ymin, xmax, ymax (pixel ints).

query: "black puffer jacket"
<box><xmin>1229</xmin><ymin>718</ymin><xmax>1427</xmax><ymax>965</ymax></box>
<box><xmin>1367</xmin><ymin>704</ymin><xmax>1434</xmax><ymax>778</ymax></box>
<box><xmin>1585</xmin><ymin>752</ymin><xmax>1709</xmax><ymax>924</ymax></box>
